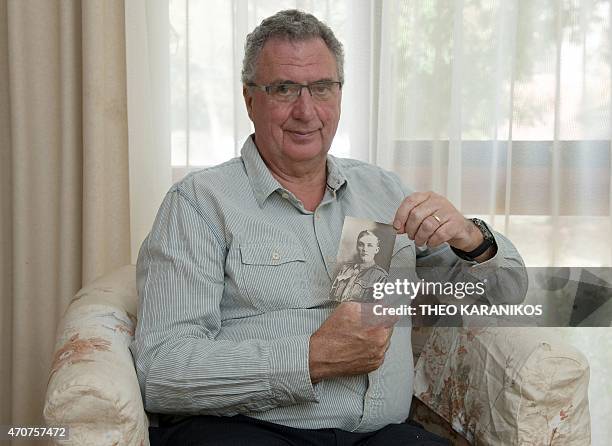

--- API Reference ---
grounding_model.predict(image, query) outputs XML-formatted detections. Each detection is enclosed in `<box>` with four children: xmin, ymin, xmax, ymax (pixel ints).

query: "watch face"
<box><xmin>472</xmin><ymin>218</ymin><xmax>494</xmax><ymax>241</ymax></box>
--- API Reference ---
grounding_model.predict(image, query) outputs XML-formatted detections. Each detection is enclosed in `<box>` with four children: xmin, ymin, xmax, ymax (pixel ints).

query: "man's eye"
<box><xmin>274</xmin><ymin>84</ymin><xmax>295</xmax><ymax>96</ymax></box>
<box><xmin>311</xmin><ymin>83</ymin><xmax>332</xmax><ymax>95</ymax></box>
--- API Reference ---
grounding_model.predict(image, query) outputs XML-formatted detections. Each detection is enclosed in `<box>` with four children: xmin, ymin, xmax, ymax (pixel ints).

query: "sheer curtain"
<box><xmin>167</xmin><ymin>0</ymin><xmax>380</xmax><ymax>175</ymax></box>
<box><xmin>125</xmin><ymin>0</ymin><xmax>173</xmax><ymax>262</ymax></box>
<box><xmin>385</xmin><ymin>0</ymin><xmax>611</xmax><ymax>268</ymax></box>
<box><xmin>168</xmin><ymin>0</ymin><xmax>612</xmax><ymax>267</ymax></box>
<box><xmin>138</xmin><ymin>0</ymin><xmax>611</xmax><ymax>442</ymax></box>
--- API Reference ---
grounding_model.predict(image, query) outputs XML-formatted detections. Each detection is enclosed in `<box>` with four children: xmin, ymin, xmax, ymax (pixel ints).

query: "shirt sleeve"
<box><xmin>130</xmin><ymin>186</ymin><xmax>317</xmax><ymax>416</ymax></box>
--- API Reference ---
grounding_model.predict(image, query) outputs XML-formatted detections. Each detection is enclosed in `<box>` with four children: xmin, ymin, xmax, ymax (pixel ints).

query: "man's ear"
<box><xmin>243</xmin><ymin>86</ymin><xmax>254</xmax><ymax>122</ymax></box>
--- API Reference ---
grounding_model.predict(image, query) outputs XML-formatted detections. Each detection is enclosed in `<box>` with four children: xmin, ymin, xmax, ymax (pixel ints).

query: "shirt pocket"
<box><xmin>238</xmin><ymin>242</ymin><xmax>309</xmax><ymax>311</ymax></box>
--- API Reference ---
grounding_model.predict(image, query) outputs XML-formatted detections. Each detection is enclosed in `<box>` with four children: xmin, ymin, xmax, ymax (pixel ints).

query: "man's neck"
<box><xmin>270</xmin><ymin>166</ymin><xmax>326</xmax><ymax>212</ymax></box>
<box><xmin>255</xmin><ymin>141</ymin><xmax>328</xmax><ymax>211</ymax></box>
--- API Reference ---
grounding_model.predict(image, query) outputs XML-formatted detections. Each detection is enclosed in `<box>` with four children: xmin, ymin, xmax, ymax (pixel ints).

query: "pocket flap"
<box><xmin>240</xmin><ymin>243</ymin><xmax>306</xmax><ymax>265</ymax></box>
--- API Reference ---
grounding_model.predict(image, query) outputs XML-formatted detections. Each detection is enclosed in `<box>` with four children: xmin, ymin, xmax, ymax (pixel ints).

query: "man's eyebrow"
<box><xmin>266</xmin><ymin>79</ymin><xmax>299</xmax><ymax>85</ymax></box>
<box><xmin>268</xmin><ymin>78</ymin><xmax>336</xmax><ymax>84</ymax></box>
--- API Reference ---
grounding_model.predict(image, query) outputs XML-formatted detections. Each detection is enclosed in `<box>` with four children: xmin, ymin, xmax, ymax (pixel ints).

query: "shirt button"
<box><xmin>281</xmin><ymin>192</ymin><xmax>289</xmax><ymax>199</ymax></box>
<box><xmin>271</xmin><ymin>252</ymin><xmax>280</xmax><ymax>261</ymax></box>
<box><xmin>315</xmin><ymin>212</ymin><xmax>320</xmax><ymax>219</ymax></box>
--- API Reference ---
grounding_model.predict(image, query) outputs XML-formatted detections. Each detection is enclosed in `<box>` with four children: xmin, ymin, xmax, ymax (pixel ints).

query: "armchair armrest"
<box><xmin>44</xmin><ymin>266</ymin><xmax>149</xmax><ymax>446</ymax></box>
<box><xmin>413</xmin><ymin>327</ymin><xmax>590</xmax><ymax>445</ymax></box>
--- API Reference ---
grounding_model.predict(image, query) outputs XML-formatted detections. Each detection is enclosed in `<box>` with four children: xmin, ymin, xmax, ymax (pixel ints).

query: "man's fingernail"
<box><xmin>393</xmin><ymin>220</ymin><xmax>400</xmax><ymax>229</ymax></box>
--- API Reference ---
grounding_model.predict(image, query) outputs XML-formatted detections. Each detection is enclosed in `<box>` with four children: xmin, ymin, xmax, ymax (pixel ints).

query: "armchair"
<box><xmin>44</xmin><ymin>266</ymin><xmax>591</xmax><ymax>445</ymax></box>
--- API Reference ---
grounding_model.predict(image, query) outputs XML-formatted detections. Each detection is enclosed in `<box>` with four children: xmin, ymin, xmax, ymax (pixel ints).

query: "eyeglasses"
<box><xmin>246</xmin><ymin>81</ymin><xmax>342</xmax><ymax>102</ymax></box>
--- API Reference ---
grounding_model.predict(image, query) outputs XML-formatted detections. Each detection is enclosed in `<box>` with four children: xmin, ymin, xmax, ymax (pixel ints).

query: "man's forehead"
<box><xmin>256</xmin><ymin>37</ymin><xmax>337</xmax><ymax>80</ymax></box>
<box><xmin>358</xmin><ymin>234</ymin><xmax>379</xmax><ymax>243</ymax></box>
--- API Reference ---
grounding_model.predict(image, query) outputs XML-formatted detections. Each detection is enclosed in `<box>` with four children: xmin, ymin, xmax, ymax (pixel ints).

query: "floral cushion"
<box><xmin>413</xmin><ymin>327</ymin><xmax>591</xmax><ymax>445</ymax></box>
<box><xmin>44</xmin><ymin>266</ymin><xmax>148</xmax><ymax>446</ymax></box>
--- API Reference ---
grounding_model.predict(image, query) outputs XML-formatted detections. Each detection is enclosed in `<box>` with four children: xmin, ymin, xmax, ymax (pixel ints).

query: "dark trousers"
<box><xmin>149</xmin><ymin>414</ymin><xmax>450</xmax><ymax>446</ymax></box>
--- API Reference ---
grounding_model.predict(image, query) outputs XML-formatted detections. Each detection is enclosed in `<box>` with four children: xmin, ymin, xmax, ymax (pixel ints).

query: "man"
<box><xmin>331</xmin><ymin>230</ymin><xmax>388</xmax><ymax>302</ymax></box>
<box><xmin>131</xmin><ymin>9</ymin><xmax>527</xmax><ymax>445</ymax></box>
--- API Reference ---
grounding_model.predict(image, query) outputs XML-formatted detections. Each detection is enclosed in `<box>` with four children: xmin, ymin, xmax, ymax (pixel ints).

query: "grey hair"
<box><xmin>241</xmin><ymin>9</ymin><xmax>344</xmax><ymax>85</ymax></box>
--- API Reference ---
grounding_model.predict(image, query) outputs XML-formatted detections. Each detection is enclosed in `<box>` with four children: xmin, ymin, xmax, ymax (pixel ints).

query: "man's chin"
<box><xmin>286</xmin><ymin>130</ymin><xmax>320</xmax><ymax>144</ymax></box>
<box><xmin>283</xmin><ymin>142</ymin><xmax>327</xmax><ymax>162</ymax></box>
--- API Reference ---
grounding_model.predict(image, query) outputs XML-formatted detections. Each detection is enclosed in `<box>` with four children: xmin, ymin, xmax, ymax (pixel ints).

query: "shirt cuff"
<box><xmin>466</xmin><ymin>230</ymin><xmax>521</xmax><ymax>277</ymax></box>
<box><xmin>267</xmin><ymin>334</ymin><xmax>319</xmax><ymax>406</ymax></box>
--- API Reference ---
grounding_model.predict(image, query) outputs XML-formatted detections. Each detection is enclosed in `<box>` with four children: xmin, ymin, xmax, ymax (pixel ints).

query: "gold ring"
<box><xmin>432</xmin><ymin>214</ymin><xmax>442</xmax><ymax>224</ymax></box>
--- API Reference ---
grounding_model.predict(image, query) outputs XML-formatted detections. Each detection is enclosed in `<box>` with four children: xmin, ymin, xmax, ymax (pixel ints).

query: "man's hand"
<box><xmin>309</xmin><ymin>302</ymin><xmax>399</xmax><ymax>383</ymax></box>
<box><xmin>393</xmin><ymin>191</ymin><xmax>484</xmax><ymax>252</ymax></box>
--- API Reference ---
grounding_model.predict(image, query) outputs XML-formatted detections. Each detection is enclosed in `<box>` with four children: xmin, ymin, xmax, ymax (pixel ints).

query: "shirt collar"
<box><xmin>241</xmin><ymin>136</ymin><xmax>281</xmax><ymax>207</ymax></box>
<box><xmin>241</xmin><ymin>135</ymin><xmax>348</xmax><ymax>207</ymax></box>
<box><xmin>325</xmin><ymin>154</ymin><xmax>347</xmax><ymax>192</ymax></box>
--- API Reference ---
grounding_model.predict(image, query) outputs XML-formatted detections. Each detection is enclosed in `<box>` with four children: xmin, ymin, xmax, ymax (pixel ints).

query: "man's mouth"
<box><xmin>286</xmin><ymin>129</ymin><xmax>319</xmax><ymax>136</ymax></box>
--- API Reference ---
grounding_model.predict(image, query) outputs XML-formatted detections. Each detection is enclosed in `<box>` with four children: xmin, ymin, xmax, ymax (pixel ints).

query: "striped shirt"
<box><xmin>130</xmin><ymin>136</ymin><xmax>526</xmax><ymax>432</ymax></box>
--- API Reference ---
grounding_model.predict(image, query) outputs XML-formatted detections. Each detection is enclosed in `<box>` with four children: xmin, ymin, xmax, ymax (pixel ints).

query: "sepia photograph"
<box><xmin>330</xmin><ymin>216</ymin><xmax>396</xmax><ymax>302</ymax></box>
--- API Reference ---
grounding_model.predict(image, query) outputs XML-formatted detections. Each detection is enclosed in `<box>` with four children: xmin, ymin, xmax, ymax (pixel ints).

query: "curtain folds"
<box><xmin>124</xmin><ymin>0</ymin><xmax>172</xmax><ymax>262</ymax></box>
<box><xmin>0</xmin><ymin>0</ymin><xmax>130</xmax><ymax>432</ymax></box>
<box><xmin>169</xmin><ymin>0</ymin><xmax>612</xmax><ymax>267</ymax></box>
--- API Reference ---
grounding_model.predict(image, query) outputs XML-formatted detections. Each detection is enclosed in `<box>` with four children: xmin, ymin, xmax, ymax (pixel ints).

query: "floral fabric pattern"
<box><xmin>49</xmin><ymin>333</ymin><xmax>111</xmax><ymax>381</ymax></box>
<box><xmin>413</xmin><ymin>327</ymin><xmax>591</xmax><ymax>445</ymax></box>
<box><xmin>44</xmin><ymin>265</ymin><xmax>148</xmax><ymax>446</ymax></box>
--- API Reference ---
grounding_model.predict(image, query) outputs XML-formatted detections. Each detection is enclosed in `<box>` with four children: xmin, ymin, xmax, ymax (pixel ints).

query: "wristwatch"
<box><xmin>451</xmin><ymin>218</ymin><xmax>496</xmax><ymax>261</ymax></box>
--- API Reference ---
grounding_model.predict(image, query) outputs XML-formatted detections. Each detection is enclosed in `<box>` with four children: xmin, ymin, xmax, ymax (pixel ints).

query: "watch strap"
<box><xmin>451</xmin><ymin>218</ymin><xmax>495</xmax><ymax>260</ymax></box>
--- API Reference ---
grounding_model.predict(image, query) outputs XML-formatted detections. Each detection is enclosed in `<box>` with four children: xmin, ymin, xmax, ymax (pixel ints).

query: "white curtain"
<box><xmin>125</xmin><ymin>0</ymin><xmax>173</xmax><ymax>262</ymax></box>
<box><xmin>166</xmin><ymin>0</ymin><xmax>612</xmax><ymax>267</ymax></box>
<box><xmin>385</xmin><ymin>0</ymin><xmax>611</xmax><ymax>269</ymax></box>
<box><xmin>133</xmin><ymin>0</ymin><xmax>612</xmax><ymax>443</ymax></box>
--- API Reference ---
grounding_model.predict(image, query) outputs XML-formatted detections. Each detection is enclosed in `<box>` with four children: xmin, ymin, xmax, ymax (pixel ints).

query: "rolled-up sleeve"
<box><xmin>130</xmin><ymin>186</ymin><xmax>317</xmax><ymax>416</ymax></box>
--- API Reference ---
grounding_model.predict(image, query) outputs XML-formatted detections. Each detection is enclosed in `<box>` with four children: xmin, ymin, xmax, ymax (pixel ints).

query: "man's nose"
<box><xmin>291</xmin><ymin>87</ymin><xmax>316</xmax><ymax>120</ymax></box>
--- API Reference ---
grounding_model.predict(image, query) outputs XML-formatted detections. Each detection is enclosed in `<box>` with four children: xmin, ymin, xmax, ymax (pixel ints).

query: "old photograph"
<box><xmin>330</xmin><ymin>216</ymin><xmax>396</xmax><ymax>302</ymax></box>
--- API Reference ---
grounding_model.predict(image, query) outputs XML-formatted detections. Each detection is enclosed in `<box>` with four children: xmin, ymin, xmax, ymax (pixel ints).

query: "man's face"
<box><xmin>243</xmin><ymin>37</ymin><xmax>341</xmax><ymax>169</ymax></box>
<box><xmin>357</xmin><ymin>234</ymin><xmax>380</xmax><ymax>263</ymax></box>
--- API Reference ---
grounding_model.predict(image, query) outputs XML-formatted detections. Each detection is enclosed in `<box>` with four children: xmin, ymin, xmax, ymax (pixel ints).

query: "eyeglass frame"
<box><xmin>245</xmin><ymin>80</ymin><xmax>343</xmax><ymax>102</ymax></box>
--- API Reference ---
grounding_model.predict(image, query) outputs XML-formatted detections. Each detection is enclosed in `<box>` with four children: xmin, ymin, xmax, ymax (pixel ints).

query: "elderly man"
<box><xmin>132</xmin><ymin>9</ymin><xmax>526</xmax><ymax>446</ymax></box>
